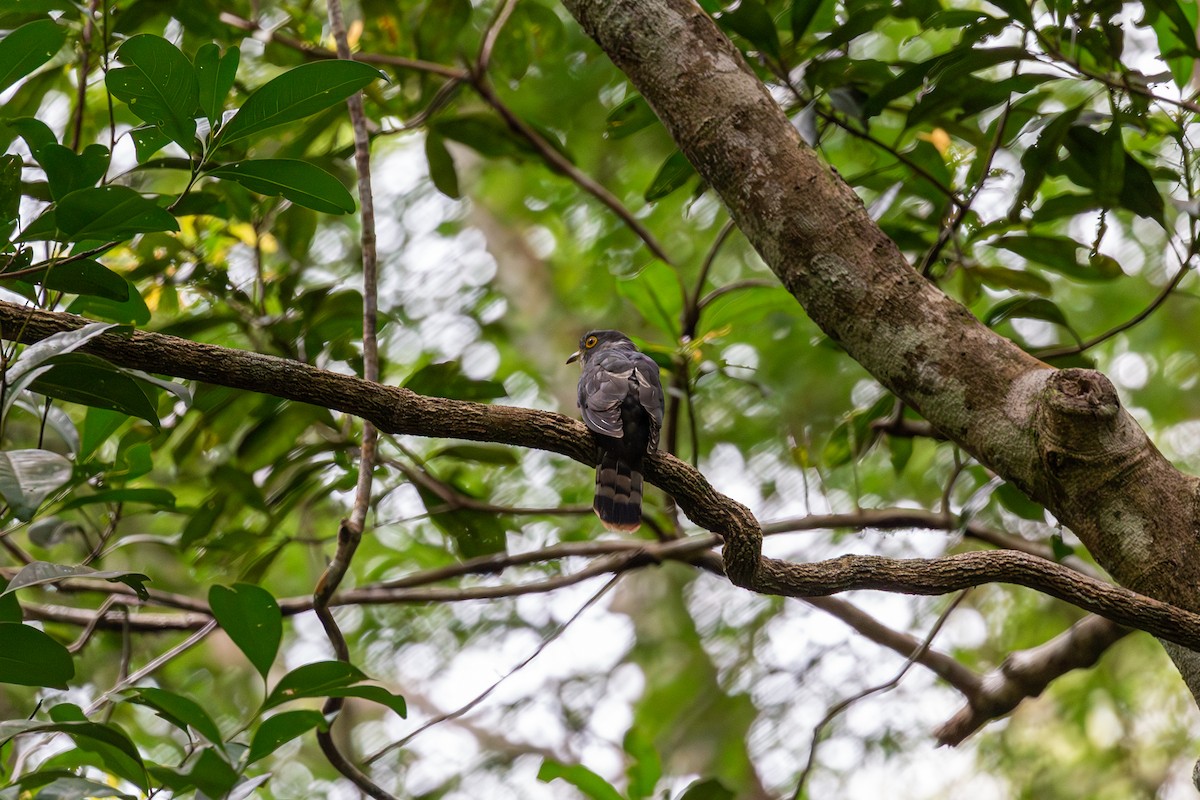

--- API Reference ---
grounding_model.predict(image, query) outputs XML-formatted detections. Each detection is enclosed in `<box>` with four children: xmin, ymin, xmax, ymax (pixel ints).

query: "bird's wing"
<box><xmin>630</xmin><ymin>352</ymin><xmax>665</xmax><ymax>451</ymax></box>
<box><xmin>579</xmin><ymin>358</ymin><xmax>633</xmax><ymax>438</ymax></box>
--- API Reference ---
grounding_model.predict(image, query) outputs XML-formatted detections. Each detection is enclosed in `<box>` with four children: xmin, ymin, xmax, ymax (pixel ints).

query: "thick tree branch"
<box><xmin>935</xmin><ymin>614</ymin><xmax>1130</xmax><ymax>746</ymax></box>
<box><xmin>5</xmin><ymin>302</ymin><xmax>1200</xmax><ymax>651</ymax></box>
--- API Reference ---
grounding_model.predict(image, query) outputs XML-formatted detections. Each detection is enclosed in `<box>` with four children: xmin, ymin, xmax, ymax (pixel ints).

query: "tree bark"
<box><xmin>559</xmin><ymin>0</ymin><xmax>1200</xmax><ymax>709</ymax></box>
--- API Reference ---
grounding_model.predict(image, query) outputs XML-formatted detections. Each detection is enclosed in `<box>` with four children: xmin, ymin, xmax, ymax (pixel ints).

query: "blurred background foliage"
<box><xmin>0</xmin><ymin>0</ymin><xmax>1199</xmax><ymax>797</ymax></box>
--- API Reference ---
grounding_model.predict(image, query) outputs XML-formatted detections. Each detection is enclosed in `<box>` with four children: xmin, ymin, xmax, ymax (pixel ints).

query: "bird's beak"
<box><xmin>566</xmin><ymin>350</ymin><xmax>581</xmax><ymax>365</ymax></box>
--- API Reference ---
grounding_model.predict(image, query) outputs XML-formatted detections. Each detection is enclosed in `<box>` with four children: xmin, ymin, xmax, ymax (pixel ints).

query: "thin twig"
<box><xmin>364</xmin><ymin>574</ymin><xmax>621</xmax><ymax>764</ymax></box>
<box><xmin>313</xmin><ymin>2</ymin><xmax>391</xmax><ymax>797</ymax></box>
<box><xmin>792</xmin><ymin>591</ymin><xmax>969</xmax><ymax>799</ymax></box>
<box><xmin>217</xmin><ymin>11</ymin><xmax>467</xmax><ymax>79</ymax></box>
<box><xmin>469</xmin><ymin>75</ymin><xmax>673</xmax><ymax>264</ymax></box>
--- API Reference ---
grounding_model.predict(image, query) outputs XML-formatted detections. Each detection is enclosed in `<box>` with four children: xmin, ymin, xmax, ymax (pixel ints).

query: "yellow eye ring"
<box><xmin>585</xmin><ymin>335</ymin><xmax>598</xmax><ymax>348</ymax></box>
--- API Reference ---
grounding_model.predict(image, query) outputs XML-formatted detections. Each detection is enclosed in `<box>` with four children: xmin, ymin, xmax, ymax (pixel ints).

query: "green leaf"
<box><xmin>616</xmin><ymin>260</ymin><xmax>684</xmax><ymax>336</ymax></box>
<box><xmin>121</xmin><ymin>687</ymin><xmax>223</xmax><ymax>745</ymax></box>
<box><xmin>983</xmin><ymin>296</ymin><xmax>1080</xmax><ymax>346</ymax></box>
<box><xmin>29</xmin><ymin>258</ymin><xmax>129</xmax><ymax>301</ymax></box>
<box><xmin>0</xmin><ymin>622</ymin><xmax>73</xmax><ymax>688</ymax></box>
<box><xmin>990</xmin><ymin>235</ymin><xmax>1123</xmax><ymax>282</ymax></box>
<box><xmin>5</xmin><ymin>773</ymin><xmax>135</xmax><ymax>800</ymax></box>
<box><xmin>27</xmin><ymin>515</ymin><xmax>83</xmax><ymax>548</ymax></box>
<box><xmin>427</xmin><ymin>444</ymin><xmax>519</xmax><ymax>466</ymax></box>
<box><xmin>105</xmin><ymin>34</ymin><xmax>199</xmax><ymax>151</ymax></box>
<box><xmin>968</xmin><ymin>265</ymin><xmax>1052</xmax><ymax>295</ymax></box>
<box><xmin>247</xmin><ymin>710</ymin><xmax>329</xmax><ymax>764</ymax></box>
<box><xmin>3</xmin><ymin>321</ymin><xmax>117</xmax><ymax>418</ymax></box>
<box><xmin>217</xmin><ymin>60</ymin><xmax>384</xmax><ymax>147</ymax></box>
<box><xmin>263</xmin><ymin>661</ymin><xmax>406</xmax><ymax>716</ymax></box>
<box><xmin>0</xmin><ymin>153</ymin><xmax>21</xmax><ymax>242</ymax></box>
<box><xmin>425</xmin><ymin>134</ymin><xmax>461</xmax><ymax>199</ymax></box>
<box><xmin>0</xmin><ymin>578</ymin><xmax>21</xmax><ymax>622</ymax></box>
<box><xmin>0</xmin><ymin>449</ymin><xmax>72</xmax><ymax>519</ymax></box>
<box><xmin>678</xmin><ymin>778</ymin><xmax>736</xmax><ymax>800</ymax></box>
<box><xmin>605</xmin><ymin>94</ymin><xmax>658</xmax><ymax>140</ymax></box>
<box><xmin>194</xmin><ymin>43</ymin><xmax>239</xmax><ymax>125</ymax></box>
<box><xmin>403</xmin><ymin>361</ymin><xmax>507</xmax><ymax>401</ymax></box>
<box><xmin>208</xmin><ymin>583</ymin><xmax>282</xmax><ymax>680</ymax></box>
<box><xmin>644</xmin><ymin>150</ymin><xmax>696</xmax><ymax>202</ymax></box>
<box><xmin>25</xmin><ymin>185</ymin><xmax>179</xmax><ymax>243</ymax></box>
<box><xmin>65</xmin><ymin>280</ymin><xmax>151</xmax><ymax>325</ymax></box>
<box><xmin>997</xmin><ymin>482</ymin><xmax>1045</xmax><ymax>521</ymax></box>
<box><xmin>0</xmin><ymin>18</ymin><xmax>65</xmax><ymax>94</ymax></box>
<box><xmin>4</xmin><ymin>561</ymin><xmax>150</xmax><ymax>600</ymax></box>
<box><xmin>431</xmin><ymin>114</ymin><xmax>534</xmax><ymax>160</ymax></box>
<box><xmin>205</xmin><ymin>159</ymin><xmax>355</xmax><ymax>215</ymax></box>
<box><xmin>536</xmin><ymin>760</ymin><xmax>625</xmax><ymax>800</ymax></box>
<box><xmin>60</xmin><ymin>487</ymin><xmax>176</xmax><ymax>510</ymax></box>
<box><xmin>0</xmin><ymin>716</ymin><xmax>147</xmax><ymax>790</ymax></box>
<box><xmin>719</xmin><ymin>0</ymin><xmax>782</xmax><ymax>60</ymax></box>
<box><xmin>129</xmin><ymin>125</ymin><xmax>172</xmax><ymax>162</ymax></box>
<box><xmin>33</xmin><ymin>143</ymin><xmax>110</xmax><ymax>201</ymax></box>
<box><xmin>792</xmin><ymin>0</ymin><xmax>835</xmax><ymax>39</ymax></box>
<box><xmin>29</xmin><ymin>353</ymin><xmax>160</xmax><ymax>425</ymax></box>
<box><xmin>623</xmin><ymin>727</ymin><xmax>661</xmax><ymax>800</ymax></box>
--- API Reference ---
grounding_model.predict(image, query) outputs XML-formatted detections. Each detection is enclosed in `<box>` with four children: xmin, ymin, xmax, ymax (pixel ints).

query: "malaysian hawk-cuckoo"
<box><xmin>567</xmin><ymin>330</ymin><xmax>664</xmax><ymax>531</ymax></box>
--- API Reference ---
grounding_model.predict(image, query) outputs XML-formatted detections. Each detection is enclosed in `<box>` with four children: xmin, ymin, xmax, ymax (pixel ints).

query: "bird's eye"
<box><xmin>585</xmin><ymin>335</ymin><xmax>598</xmax><ymax>348</ymax></box>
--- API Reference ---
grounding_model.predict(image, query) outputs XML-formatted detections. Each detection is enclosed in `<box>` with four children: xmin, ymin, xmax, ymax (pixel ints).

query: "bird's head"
<box><xmin>567</xmin><ymin>330</ymin><xmax>634</xmax><ymax>365</ymax></box>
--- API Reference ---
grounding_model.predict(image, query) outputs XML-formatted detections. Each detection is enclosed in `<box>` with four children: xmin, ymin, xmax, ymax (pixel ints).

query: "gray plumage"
<box><xmin>567</xmin><ymin>330</ymin><xmax>664</xmax><ymax>531</ymax></box>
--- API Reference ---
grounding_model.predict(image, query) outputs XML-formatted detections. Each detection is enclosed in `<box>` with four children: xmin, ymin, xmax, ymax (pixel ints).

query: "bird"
<box><xmin>567</xmin><ymin>330</ymin><xmax>664</xmax><ymax>531</ymax></box>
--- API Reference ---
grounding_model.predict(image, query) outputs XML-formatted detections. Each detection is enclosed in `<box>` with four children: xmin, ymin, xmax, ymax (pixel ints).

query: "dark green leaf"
<box><xmin>66</xmin><ymin>280</ymin><xmax>152</xmax><ymax>324</ymax></box>
<box><xmin>969</xmin><ymin>265</ymin><xmax>1053</xmax><ymax>295</ymax></box>
<box><xmin>0</xmin><ymin>18</ymin><xmax>65</xmax><ymax>94</ymax></box>
<box><xmin>997</xmin><ymin>482</ymin><xmax>1045</xmax><ymax>521</ymax></box>
<box><xmin>6</xmin><ymin>774</ymin><xmax>135</xmax><ymax>800</ymax></box>
<box><xmin>432</xmin><ymin>114</ymin><xmax>534</xmax><ymax>160</ymax></box>
<box><xmin>605</xmin><ymin>94</ymin><xmax>658</xmax><ymax>140</ymax></box>
<box><xmin>0</xmin><ymin>578</ymin><xmax>20</xmax><ymax>623</ymax></box>
<box><xmin>217</xmin><ymin>60</ymin><xmax>384</xmax><ymax>146</ymax></box>
<box><xmin>206</xmin><ymin>159</ymin><xmax>355</xmax><ymax>214</ymax></box>
<box><xmin>425</xmin><ymin>134</ymin><xmax>460</xmax><ymax>199</ymax></box>
<box><xmin>990</xmin><ymin>235</ymin><xmax>1122</xmax><ymax>281</ymax></box>
<box><xmin>34</xmin><ymin>143</ymin><xmax>110</xmax><ymax>201</ymax></box>
<box><xmin>536</xmin><ymin>760</ymin><xmax>625</xmax><ymax>800</ymax></box>
<box><xmin>983</xmin><ymin>296</ymin><xmax>1080</xmax><ymax>346</ymax></box>
<box><xmin>60</xmin><ymin>487</ymin><xmax>176</xmax><ymax>510</ymax></box>
<box><xmin>247</xmin><ymin>710</ymin><xmax>329</xmax><ymax>764</ymax></box>
<box><xmin>404</xmin><ymin>361</ymin><xmax>507</xmax><ymax>401</ymax></box>
<box><xmin>428</xmin><ymin>444</ymin><xmax>519</xmax><ymax>466</ymax></box>
<box><xmin>0</xmin><ymin>716</ymin><xmax>146</xmax><ymax>790</ymax></box>
<box><xmin>0</xmin><ymin>153</ymin><xmax>21</xmax><ymax>241</ymax></box>
<box><xmin>29</xmin><ymin>258</ymin><xmax>129</xmax><ymax>301</ymax></box>
<box><xmin>0</xmin><ymin>622</ymin><xmax>73</xmax><ymax>687</ymax></box>
<box><xmin>27</xmin><ymin>515</ymin><xmax>83</xmax><ymax>548</ymax></box>
<box><xmin>208</xmin><ymin>583</ymin><xmax>282</xmax><ymax>680</ymax></box>
<box><xmin>623</xmin><ymin>727</ymin><xmax>661</xmax><ymax>800</ymax></box>
<box><xmin>121</xmin><ymin>687</ymin><xmax>223</xmax><ymax>745</ymax></box>
<box><xmin>644</xmin><ymin>150</ymin><xmax>696</xmax><ymax>202</ymax></box>
<box><xmin>792</xmin><ymin>0</ymin><xmax>835</xmax><ymax>39</ymax></box>
<box><xmin>129</xmin><ymin>125</ymin><xmax>171</xmax><ymax>162</ymax></box>
<box><xmin>182</xmin><ymin>747</ymin><xmax>239</xmax><ymax>798</ymax></box>
<box><xmin>4</xmin><ymin>561</ymin><xmax>150</xmax><ymax>600</ymax></box>
<box><xmin>194</xmin><ymin>43</ymin><xmax>239</xmax><ymax>125</ymax></box>
<box><xmin>888</xmin><ymin>435</ymin><xmax>913</xmax><ymax>474</ymax></box>
<box><xmin>719</xmin><ymin>0</ymin><xmax>782</xmax><ymax>59</ymax></box>
<box><xmin>0</xmin><ymin>449</ymin><xmax>72</xmax><ymax>519</ymax></box>
<box><xmin>105</xmin><ymin>34</ymin><xmax>199</xmax><ymax>151</ymax></box>
<box><xmin>260</xmin><ymin>661</ymin><xmax>406</xmax><ymax>716</ymax></box>
<box><xmin>3</xmin><ymin>322</ymin><xmax>117</xmax><ymax>419</ymax></box>
<box><xmin>41</xmin><ymin>185</ymin><xmax>178</xmax><ymax>243</ymax></box>
<box><xmin>30</xmin><ymin>353</ymin><xmax>160</xmax><ymax>425</ymax></box>
<box><xmin>3</xmin><ymin>115</ymin><xmax>56</xmax><ymax>151</ymax></box>
<box><xmin>678</xmin><ymin>778</ymin><xmax>736</xmax><ymax>800</ymax></box>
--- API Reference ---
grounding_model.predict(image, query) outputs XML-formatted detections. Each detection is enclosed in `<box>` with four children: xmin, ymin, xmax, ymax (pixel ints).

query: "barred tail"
<box><xmin>594</xmin><ymin>451</ymin><xmax>644</xmax><ymax>532</ymax></box>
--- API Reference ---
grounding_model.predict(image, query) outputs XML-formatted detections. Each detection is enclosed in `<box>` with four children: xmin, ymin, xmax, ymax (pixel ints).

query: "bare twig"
<box><xmin>217</xmin><ymin>11</ymin><xmax>467</xmax><ymax>79</ymax></box>
<box><xmin>364</xmin><ymin>574</ymin><xmax>621</xmax><ymax>764</ymax></box>
<box><xmin>313</xmin><ymin>2</ymin><xmax>392</xmax><ymax>798</ymax></box>
<box><xmin>469</xmin><ymin>76</ymin><xmax>673</xmax><ymax>264</ymax></box>
<box><xmin>793</xmin><ymin>591</ymin><xmax>969</xmax><ymax>798</ymax></box>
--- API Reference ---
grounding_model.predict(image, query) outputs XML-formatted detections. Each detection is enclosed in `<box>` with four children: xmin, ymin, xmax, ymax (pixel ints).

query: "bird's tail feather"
<box><xmin>594</xmin><ymin>452</ymin><xmax>643</xmax><ymax>532</ymax></box>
